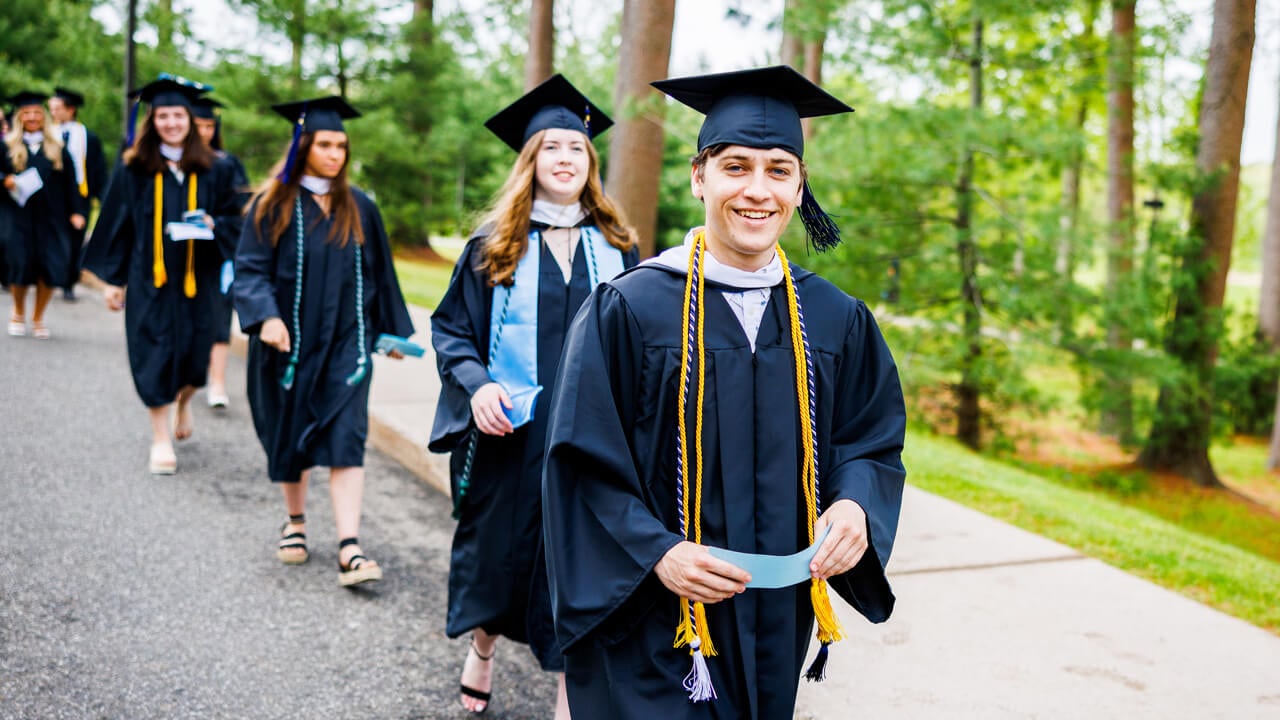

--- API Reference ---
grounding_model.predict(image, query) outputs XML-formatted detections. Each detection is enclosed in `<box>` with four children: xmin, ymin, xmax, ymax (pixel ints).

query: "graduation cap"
<box><xmin>125</xmin><ymin>75</ymin><xmax>210</xmax><ymax>146</ymax></box>
<box><xmin>190</xmin><ymin>96</ymin><xmax>225</xmax><ymax>120</ymax></box>
<box><xmin>484</xmin><ymin>74</ymin><xmax>613</xmax><ymax>153</ymax></box>
<box><xmin>269</xmin><ymin>95</ymin><xmax>362</xmax><ymax>183</ymax></box>
<box><xmin>8</xmin><ymin>90</ymin><xmax>49</xmax><ymax>110</ymax></box>
<box><xmin>652</xmin><ymin>65</ymin><xmax>854</xmax><ymax>250</ymax></box>
<box><xmin>53</xmin><ymin>87</ymin><xmax>85</xmax><ymax>108</ymax></box>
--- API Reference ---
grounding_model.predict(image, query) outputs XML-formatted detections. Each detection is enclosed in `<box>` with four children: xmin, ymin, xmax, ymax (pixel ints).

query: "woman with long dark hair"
<box><xmin>2</xmin><ymin>90</ymin><xmax>87</xmax><ymax>338</ymax></box>
<box><xmin>234</xmin><ymin>96</ymin><xmax>413</xmax><ymax>588</ymax></box>
<box><xmin>82</xmin><ymin>77</ymin><xmax>241</xmax><ymax>474</ymax></box>
<box><xmin>429</xmin><ymin>75</ymin><xmax>639</xmax><ymax>717</ymax></box>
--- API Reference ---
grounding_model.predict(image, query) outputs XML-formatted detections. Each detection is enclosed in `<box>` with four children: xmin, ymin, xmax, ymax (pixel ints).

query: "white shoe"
<box><xmin>8</xmin><ymin>319</ymin><xmax>25</xmax><ymax>337</ymax></box>
<box><xmin>207</xmin><ymin>391</ymin><xmax>229</xmax><ymax>409</ymax></box>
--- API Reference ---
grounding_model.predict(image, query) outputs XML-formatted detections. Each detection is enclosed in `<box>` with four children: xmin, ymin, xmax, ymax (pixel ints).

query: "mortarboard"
<box><xmin>484</xmin><ymin>74</ymin><xmax>613</xmax><ymax>153</ymax></box>
<box><xmin>53</xmin><ymin>87</ymin><xmax>86</xmax><ymax>108</ymax></box>
<box><xmin>8</xmin><ymin>90</ymin><xmax>50</xmax><ymax>110</ymax></box>
<box><xmin>270</xmin><ymin>95</ymin><xmax>362</xmax><ymax>183</ymax></box>
<box><xmin>126</xmin><ymin>74</ymin><xmax>210</xmax><ymax>146</ymax></box>
<box><xmin>190</xmin><ymin>96</ymin><xmax>225</xmax><ymax>120</ymax></box>
<box><xmin>652</xmin><ymin>65</ymin><xmax>854</xmax><ymax>250</ymax></box>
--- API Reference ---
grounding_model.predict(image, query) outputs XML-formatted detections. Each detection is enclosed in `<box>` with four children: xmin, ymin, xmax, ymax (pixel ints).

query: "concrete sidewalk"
<box><xmin>269</xmin><ymin>303</ymin><xmax>1280</xmax><ymax>718</ymax></box>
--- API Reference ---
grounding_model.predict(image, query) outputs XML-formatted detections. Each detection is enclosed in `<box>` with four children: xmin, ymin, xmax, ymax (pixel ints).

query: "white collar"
<box><xmin>300</xmin><ymin>175</ymin><xmax>333</xmax><ymax>196</ymax></box>
<box><xmin>160</xmin><ymin>143</ymin><xmax>184</xmax><ymax>161</ymax></box>
<box><xmin>23</xmin><ymin>131</ymin><xmax>44</xmax><ymax>145</ymax></box>
<box><xmin>531</xmin><ymin>199</ymin><xmax>585</xmax><ymax>228</ymax></box>
<box><xmin>647</xmin><ymin>227</ymin><xmax>783</xmax><ymax>290</ymax></box>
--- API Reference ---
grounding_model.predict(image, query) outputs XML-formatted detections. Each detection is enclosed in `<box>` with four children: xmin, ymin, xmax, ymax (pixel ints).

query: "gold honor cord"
<box><xmin>151</xmin><ymin>172</ymin><xmax>199</xmax><ymax>298</ymax></box>
<box><xmin>673</xmin><ymin>234</ymin><xmax>843</xmax><ymax>702</ymax></box>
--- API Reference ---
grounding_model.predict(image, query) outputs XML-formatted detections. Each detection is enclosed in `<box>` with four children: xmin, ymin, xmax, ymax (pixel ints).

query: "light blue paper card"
<box><xmin>707</xmin><ymin>525</ymin><xmax>832</xmax><ymax>589</ymax></box>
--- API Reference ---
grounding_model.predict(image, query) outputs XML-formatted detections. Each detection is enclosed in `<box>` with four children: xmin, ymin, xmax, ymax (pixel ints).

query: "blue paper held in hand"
<box><xmin>220</xmin><ymin>260</ymin><xmax>234</xmax><ymax>295</ymax></box>
<box><xmin>374</xmin><ymin>333</ymin><xmax>425</xmax><ymax>357</ymax></box>
<box><xmin>706</xmin><ymin>525</ymin><xmax>832</xmax><ymax>589</ymax></box>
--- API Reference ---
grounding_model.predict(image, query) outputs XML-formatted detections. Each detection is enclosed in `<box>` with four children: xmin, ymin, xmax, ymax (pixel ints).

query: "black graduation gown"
<box><xmin>0</xmin><ymin>146</ymin><xmax>13</xmax><ymax>285</ymax></box>
<box><xmin>429</xmin><ymin>227</ymin><xmax>639</xmax><ymax>671</ymax></box>
<box><xmin>234</xmin><ymin>187</ymin><xmax>413</xmax><ymax>483</ymax></box>
<box><xmin>82</xmin><ymin>160</ymin><xmax>240</xmax><ymax>407</ymax></box>
<box><xmin>1</xmin><ymin>144</ymin><xmax>86</xmax><ymax>287</ymax></box>
<box><xmin>543</xmin><ymin>262</ymin><xmax>907</xmax><ymax>719</ymax></box>
<box><xmin>61</xmin><ymin>126</ymin><xmax>109</xmax><ymax>288</ymax></box>
<box><xmin>209</xmin><ymin>151</ymin><xmax>251</xmax><ymax>343</ymax></box>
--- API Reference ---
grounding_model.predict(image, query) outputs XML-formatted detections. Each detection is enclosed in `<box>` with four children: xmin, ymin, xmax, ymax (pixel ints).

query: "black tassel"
<box><xmin>277</xmin><ymin>112</ymin><xmax>305</xmax><ymax>183</ymax></box>
<box><xmin>125</xmin><ymin>101</ymin><xmax>140</xmax><ymax>148</ymax></box>
<box><xmin>804</xmin><ymin>641</ymin><xmax>831</xmax><ymax>682</ymax></box>
<box><xmin>798</xmin><ymin>182</ymin><xmax>841</xmax><ymax>253</ymax></box>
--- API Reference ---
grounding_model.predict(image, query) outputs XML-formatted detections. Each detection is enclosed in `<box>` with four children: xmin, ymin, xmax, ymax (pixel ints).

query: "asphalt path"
<box><xmin>0</xmin><ymin>292</ymin><xmax>555</xmax><ymax>719</ymax></box>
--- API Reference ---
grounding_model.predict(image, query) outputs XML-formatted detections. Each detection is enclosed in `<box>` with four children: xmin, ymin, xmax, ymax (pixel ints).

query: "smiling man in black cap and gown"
<box><xmin>541</xmin><ymin>66</ymin><xmax>907</xmax><ymax>719</ymax></box>
<box><xmin>48</xmin><ymin>86</ymin><xmax>108</xmax><ymax>300</ymax></box>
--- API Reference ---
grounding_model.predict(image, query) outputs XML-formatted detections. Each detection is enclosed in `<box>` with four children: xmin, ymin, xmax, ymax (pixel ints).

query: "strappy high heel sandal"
<box><xmin>337</xmin><ymin>537</ymin><xmax>382</xmax><ymax>586</ymax></box>
<box><xmin>460</xmin><ymin>635</ymin><xmax>494</xmax><ymax>714</ymax></box>
<box><xmin>276</xmin><ymin>514</ymin><xmax>309</xmax><ymax>564</ymax></box>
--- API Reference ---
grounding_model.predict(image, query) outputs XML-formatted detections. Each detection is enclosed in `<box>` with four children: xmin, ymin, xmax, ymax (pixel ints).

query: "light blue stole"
<box><xmin>488</xmin><ymin>226</ymin><xmax>625</xmax><ymax>428</ymax></box>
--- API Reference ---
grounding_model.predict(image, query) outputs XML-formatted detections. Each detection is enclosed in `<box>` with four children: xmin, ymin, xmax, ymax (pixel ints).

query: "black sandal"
<box><xmin>337</xmin><ymin>537</ymin><xmax>382</xmax><ymax>586</ymax></box>
<box><xmin>460</xmin><ymin>636</ymin><xmax>494</xmax><ymax>714</ymax></box>
<box><xmin>277</xmin><ymin>514</ymin><xmax>308</xmax><ymax>564</ymax></box>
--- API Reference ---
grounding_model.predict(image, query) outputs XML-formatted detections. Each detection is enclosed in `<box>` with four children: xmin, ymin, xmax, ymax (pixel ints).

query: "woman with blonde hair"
<box><xmin>82</xmin><ymin>77</ymin><xmax>242</xmax><ymax>474</ymax></box>
<box><xmin>429</xmin><ymin>75</ymin><xmax>639</xmax><ymax>717</ymax></box>
<box><xmin>1</xmin><ymin>91</ymin><xmax>87</xmax><ymax>338</ymax></box>
<box><xmin>234</xmin><ymin>96</ymin><xmax>413</xmax><ymax>587</ymax></box>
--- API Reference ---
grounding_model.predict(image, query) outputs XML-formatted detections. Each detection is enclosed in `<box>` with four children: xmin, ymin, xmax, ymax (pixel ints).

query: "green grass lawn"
<box><xmin>908</xmin><ymin>430</ymin><xmax>1280</xmax><ymax>635</ymax></box>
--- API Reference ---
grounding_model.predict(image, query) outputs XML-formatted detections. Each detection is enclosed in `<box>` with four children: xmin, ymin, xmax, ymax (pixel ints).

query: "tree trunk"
<box><xmin>781</xmin><ymin>0</ymin><xmax>803</xmax><ymax>68</ymax></box>
<box><xmin>955</xmin><ymin>17</ymin><xmax>984</xmax><ymax>450</ymax></box>
<box><xmin>1055</xmin><ymin>0</ymin><xmax>1098</xmax><ymax>341</ymax></box>
<box><xmin>1139</xmin><ymin>0</ymin><xmax>1255</xmax><ymax>488</ymax></box>
<box><xmin>1258</xmin><ymin>67</ymin><xmax>1280</xmax><ymax>347</ymax></box>
<box><xmin>801</xmin><ymin>34</ymin><xmax>825</xmax><ymax>139</ymax></box>
<box><xmin>525</xmin><ymin>0</ymin><xmax>555</xmax><ymax>91</ymax></box>
<box><xmin>604</xmin><ymin>0</ymin><xmax>675</xmax><ymax>259</ymax></box>
<box><xmin>124</xmin><ymin>0</ymin><xmax>138</xmax><ymax>142</ymax></box>
<box><xmin>1101</xmin><ymin>0</ymin><xmax>1136</xmax><ymax>440</ymax></box>
<box><xmin>290</xmin><ymin>0</ymin><xmax>306</xmax><ymax>90</ymax></box>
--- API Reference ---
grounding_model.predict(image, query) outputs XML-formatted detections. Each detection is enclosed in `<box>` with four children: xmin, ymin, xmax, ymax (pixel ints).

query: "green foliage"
<box><xmin>1212</xmin><ymin>312</ymin><xmax>1280</xmax><ymax>437</ymax></box>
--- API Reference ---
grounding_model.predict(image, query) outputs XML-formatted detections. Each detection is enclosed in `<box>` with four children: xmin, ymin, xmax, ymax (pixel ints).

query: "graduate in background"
<box><xmin>429</xmin><ymin>75</ymin><xmax>638</xmax><ymax>717</ymax></box>
<box><xmin>0</xmin><ymin>105</ymin><xmax>12</xmax><ymax>291</ymax></box>
<box><xmin>2</xmin><ymin>91</ymin><xmax>87</xmax><ymax>339</ymax></box>
<box><xmin>192</xmin><ymin>95</ymin><xmax>251</xmax><ymax>409</ymax></box>
<box><xmin>542</xmin><ymin>66</ymin><xmax>907</xmax><ymax>719</ymax></box>
<box><xmin>82</xmin><ymin>77</ymin><xmax>243</xmax><ymax>474</ymax></box>
<box><xmin>48</xmin><ymin>87</ymin><xmax>108</xmax><ymax>301</ymax></box>
<box><xmin>234</xmin><ymin>96</ymin><xmax>413</xmax><ymax>588</ymax></box>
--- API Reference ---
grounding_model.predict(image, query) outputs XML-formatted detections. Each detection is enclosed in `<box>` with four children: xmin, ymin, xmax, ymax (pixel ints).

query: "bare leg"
<box><xmin>174</xmin><ymin>385</ymin><xmax>196</xmax><ymax>440</ymax></box>
<box><xmin>10</xmin><ymin>285</ymin><xmax>27</xmax><ymax>319</ymax></box>
<box><xmin>461</xmin><ymin>628</ymin><xmax>498</xmax><ymax>713</ymax></box>
<box><xmin>329</xmin><ymin>466</ymin><xmax>367</xmax><ymax>559</ymax></box>
<box><xmin>148</xmin><ymin>404</ymin><xmax>176</xmax><ymax>472</ymax></box>
<box><xmin>32</xmin><ymin>281</ymin><xmax>54</xmax><ymax>323</ymax></box>
<box><xmin>208</xmin><ymin>343</ymin><xmax>229</xmax><ymax>402</ymax></box>
<box><xmin>278</xmin><ymin>470</ymin><xmax>310</xmax><ymax>563</ymax></box>
<box><xmin>554</xmin><ymin>673</ymin><xmax>571</xmax><ymax>720</ymax></box>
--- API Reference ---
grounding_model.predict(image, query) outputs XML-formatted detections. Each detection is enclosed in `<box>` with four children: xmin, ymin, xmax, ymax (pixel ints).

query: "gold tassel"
<box><xmin>810</xmin><ymin>578</ymin><xmax>844</xmax><ymax>644</ymax></box>
<box><xmin>673</xmin><ymin>600</ymin><xmax>695</xmax><ymax>649</ymax></box>
<box><xmin>152</xmin><ymin>173</ymin><xmax>166</xmax><ymax>288</ymax></box>
<box><xmin>693</xmin><ymin>601</ymin><xmax>717</xmax><ymax>657</ymax></box>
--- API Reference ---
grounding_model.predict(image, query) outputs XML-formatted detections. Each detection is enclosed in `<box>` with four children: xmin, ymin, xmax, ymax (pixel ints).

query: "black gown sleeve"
<box><xmin>822</xmin><ymin>299</ymin><xmax>907</xmax><ymax>623</ymax></box>
<box><xmin>85</xmin><ymin>130</ymin><xmax>109</xmax><ymax>202</ymax></box>
<box><xmin>542</xmin><ymin>284</ymin><xmax>685</xmax><ymax>652</ymax></box>
<box><xmin>232</xmin><ymin>199</ymin><xmax>282</xmax><ymax>335</ymax></box>
<box><xmin>359</xmin><ymin>191</ymin><xmax>414</xmax><ymax>338</ymax></box>
<box><xmin>427</xmin><ymin>237</ymin><xmax>495</xmax><ymax>452</ymax></box>
<box><xmin>81</xmin><ymin>164</ymin><xmax>136</xmax><ymax>287</ymax></box>
<box><xmin>210</xmin><ymin>155</ymin><xmax>248</xmax><ymax>261</ymax></box>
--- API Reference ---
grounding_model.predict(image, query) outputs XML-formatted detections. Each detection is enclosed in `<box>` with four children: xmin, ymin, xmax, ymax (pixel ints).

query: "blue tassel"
<box><xmin>804</xmin><ymin>641</ymin><xmax>831</xmax><ymax>682</ymax></box>
<box><xmin>277</xmin><ymin>113</ymin><xmax>305</xmax><ymax>183</ymax></box>
<box><xmin>125</xmin><ymin>100</ymin><xmax>140</xmax><ymax>147</ymax></box>
<box><xmin>344</xmin><ymin>362</ymin><xmax>367</xmax><ymax>387</ymax></box>
<box><xmin>280</xmin><ymin>360</ymin><xmax>297</xmax><ymax>391</ymax></box>
<box><xmin>798</xmin><ymin>182</ymin><xmax>841</xmax><ymax>252</ymax></box>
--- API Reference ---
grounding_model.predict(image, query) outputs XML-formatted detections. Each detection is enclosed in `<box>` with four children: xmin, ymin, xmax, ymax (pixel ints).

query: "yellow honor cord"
<box><xmin>152</xmin><ymin>173</ymin><xmax>166</xmax><ymax>288</ymax></box>
<box><xmin>184</xmin><ymin>176</ymin><xmax>198</xmax><ymax>298</ymax></box>
<box><xmin>151</xmin><ymin>171</ymin><xmax>200</xmax><ymax>297</ymax></box>
<box><xmin>78</xmin><ymin>179</ymin><xmax>89</xmax><ymax>197</ymax></box>
<box><xmin>778</xmin><ymin>245</ymin><xmax>844</xmax><ymax>645</ymax></box>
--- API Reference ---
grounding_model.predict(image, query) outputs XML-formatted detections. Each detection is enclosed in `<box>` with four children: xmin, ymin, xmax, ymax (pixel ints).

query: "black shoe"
<box><xmin>63</xmin><ymin>289</ymin><xmax>77</xmax><ymax>302</ymax></box>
